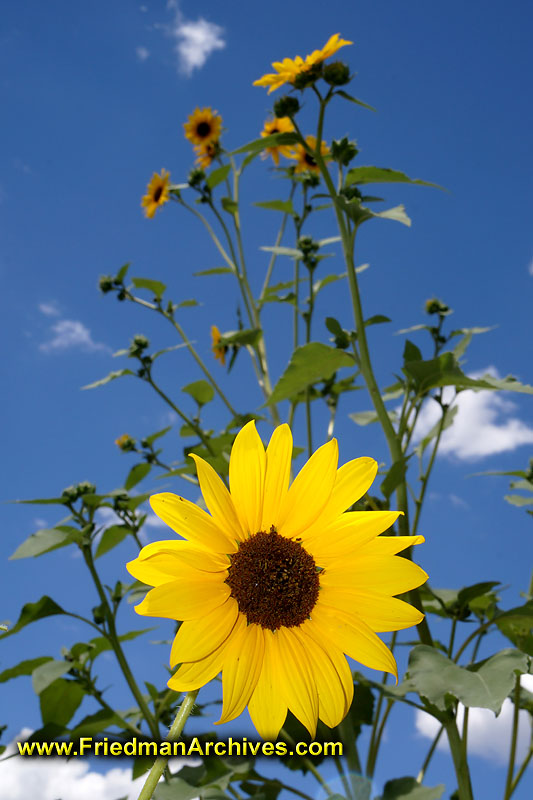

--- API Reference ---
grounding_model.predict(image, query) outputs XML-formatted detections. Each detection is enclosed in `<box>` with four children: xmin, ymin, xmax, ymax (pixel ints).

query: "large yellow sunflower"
<box><xmin>183</xmin><ymin>107</ymin><xmax>222</xmax><ymax>147</ymax></box>
<box><xmin>290</xmin><ymin>135</ymin><xmax>329</xmax><ymax>174</ymax></box>
<box><xmin>127</xmin><ymin>421</ymin><xmax>427</xmax><ymax>740</ymax></box>
<box><xmin>253</xmin><ymin>33</ymin><xmax>353</xmax><ymax>94</ymax></box>
<box><xmin>260</xmin><ymin>117</ymin><xmax>295</xmax><ymax>165</ymax></box>
<box><xmin>141</xmin><ymin>169</ymin><xmax>170</xmax><ymax>219</ymax></box>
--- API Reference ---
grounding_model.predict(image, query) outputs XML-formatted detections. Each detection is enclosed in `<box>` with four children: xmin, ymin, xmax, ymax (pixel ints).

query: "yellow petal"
<box><xmin>261</xmin><ymin>424</ymin><xmax>293</xmax><ymax>530</ymax></box>
<box><xmin>127</xmin><ymin>542</ymin><xmax>229</xmax><ymax>586</ymax></box>
<box><xmin>304</xmin><ymin>511</ymin><xmax>401</xmax><ymax>560</ymax></box>
<box><xmin>169</xmin><ymin>614</ymin><xmax>246</xmax><ymax>692</ymax></box>
<box><xmin>278</xmin><ymin>439</ymin><xmax>338</xmax><ymax>538</ymax></box>
<box><xmin>291</xmin><ymin>627</ymin><xmax>349</xmax><ymax>729</ymax></box>
<box><xmin>217</xmin><ymin>623</ymin><xmax>264</xmax><ymax>725</ymax></box>
<box><xmin>274</xmin><ymin>628</ymin><xmax>319</xmax><ymax>737</ymax></box>
<box><xmin>358</xmin><ymin>534</ymin><xmax>425</xmax><ymax>556</ymax></box>
<box><xmin>320</xmin><ymin>586</ymin><xmax>425</xmax><ymax>631</ymax></box>
<box><xmin>303</xmin><ymin>458</ymin><xmax>378</xmax><ymax>536</ymax></box>
<box><xmin>229</xmin><ymin>420</ymin><xmax>266</xmax><ymax>536</ymax></box>
<box><xmin>170</xmin><ymin>598</ymin><xmax>239</xmax><ymax>665</ymax></box>
<box><xmin>150</xmin><ymin>493</ymin><xmax>238</xmax><ymax>553</ymax></box>
<box><xmin>248</xmin><ymin>630</ymin><xmax>288</xmax><ymax>740</ymax></box>
<box><xmin>135</xmin><ymin>572</ymin><xmax>229</xmax><ymax>621</ymax></box>
<box><xmin>303</xmin><ymin>620</ymin><xmax>353</xmax><ymax>718</ymax></box>
<box><xmin>190</xmin><ymin>455</ymin><xmax>246</xmax><ymax>544</ymax></box>
<box><xmin>321</xmin><ymin>554</ymin><xmax>428</xmax><ymax>595</ymax></box>
<box><xmin>312</xmin><ymin>603</ymin><xmax>397</xmax><ymax>678</ymax></box>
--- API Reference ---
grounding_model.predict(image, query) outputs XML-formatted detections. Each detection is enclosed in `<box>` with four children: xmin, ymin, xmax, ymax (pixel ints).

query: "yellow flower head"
<box><xmin>141</xmin><ymin>169</ymin><xmax>170</xmax><ymax>219</ymax></box>
<box><xmin>253</xmin><ymin>33</ymin><xmax>353</xmax><ymax>94</ymax></box>
<box><xmin>183</xmin><ymin>107</ymin><xmax>222</xmax><ymax>146</ymax></box>
<box><xmin>290</xmin><ymin>135</ymin><xmax>329</xmax><ymax>174</ymax></box>
<box><xmin>194</xmin><ymin>140</ymin><xmax>219</xmax><ymax>170</ymax></box>
<box><xmin>127</xmin><ymin>421</ymin><xmax>427</xmax><ymax>739</ymax></box>
<box><xmin>115</xmin><ymin>434</ymin><xmax>135</xmax><ymax>452</ymax></box>
<box><xmin>260</xmin><ymin>117</ymin><xmax>295</xmax><ymax>165</ymax></box>
<box><xmin>210</xmin><ymin>324</ymin><xmax>228</xmax><ymax>366</ymax></box>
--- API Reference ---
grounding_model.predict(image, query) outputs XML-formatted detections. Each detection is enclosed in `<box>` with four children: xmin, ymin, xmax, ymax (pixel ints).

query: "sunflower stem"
<box><xmin>416</xmin><ymin>724</ymin><xmax>444</xmax><ymax>783</ymax></box>
<box><xmin>333</xmin><ymin>754</ymin><xmax>353</xmax><ymax>800</ymax></box>
<box><xmin>443</xmin><ymin>715</ymin><xmax>474</xmax><ymax>800</ymax></box>
<box><xmin>281</xmin><ymin>728</ymin><xmax>336</xmax><ymax>796</ymax></box>
<box><xmin>337</xmin><ymin>716</ymin><xmax>362</xmax><ymax>795</ymax></box>
<box><xmin>503</xmin><ymin>675</ymin><xmax>521</xmax><ymax>800</ymax></box>
<box><xmin>136</xmin><ymin>690</ymin><xmax>199</xmax><ymax>800</ymax></box>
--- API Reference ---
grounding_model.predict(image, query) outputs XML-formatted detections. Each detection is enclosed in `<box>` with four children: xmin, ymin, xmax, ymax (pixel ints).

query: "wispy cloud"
<box><xmin>528</xmin><ymin>257</ymin><xmax>533</xmax><ymax>277</ymax></box>
<box><xmin>415</xmin><ymin>675</ymin><xmax>533</xmax><ymax>765</ymax></box>
<box><xmin>136</xmin><ymin>45</ymin><xmax>150</xmax><ymax>62</ymax></box>
<box><xmin>38</xmin><ymin>301</ymin><xmax>60</xmax><ymax>317</ymax></box>
<box><xmin>168</xmin><ymin>4</ymin><xmax>225</xmax><ymax>76</ymax></box>
<box><xmin>412</xmin><ymin>368</ymin><xmax>533</xmax><ymax>460</ymax></box>
<box><xmin>39</xmin><ymin>320</ymin><xmax>110</xmax><ymax>354</ymax></box>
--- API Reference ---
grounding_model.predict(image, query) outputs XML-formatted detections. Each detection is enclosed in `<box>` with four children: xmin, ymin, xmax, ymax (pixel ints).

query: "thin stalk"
<box><xmin>448</xmin><ymin>618</ymin><xmax>458</xmax><ymax>658</ymax></box>
<box><xmin>259</xmin><ymin>183</ymin><xmax>297</xmax><ymax>302</ymax></box>
<box><xmin>281</xmin><ymin>728</ymin><xmax>335</xmax><ymax>797</ymax></box>
<box><xmin>333</xmin><ymin>755</ymin><xmax>353</xmax><ymax>800</ymax></box>
<box><xmin>337</xmin><ymin>715</ymin><xmax>363</xmax><ymax>795</ymax></box>
<box><xmin>417</xmin><ymin>724</ymin><xmax>444</xmax><ymax>783</ymax></box>
<box><xmin>443</xmin><ymin>716</ymin><xmax>474</xmax><ymax>800</ymax></box>
<box><xmin>503</xmin><ymin>676</ymin><xmax>522</xmax><ymax>799</ymax></box>
<box><xmin>510</xmin><ymin>742</ymin><xmax>533</xmax><ymax>796</ymax></box>
<box><xmin>366</xmin><ymin>632</ymin><xmax>397</xmax><ymax>778</ymax></box>
<box><xmin>412</xmin><ymin>402</ymin><xmax>449</xmax><ymax>537</ymax></box>
<box><xmin>453</xmin><ymin>621</ymin><xmax>493</xmax><ymax>663</ymax></box>
<box><xmin>136</xmin><ymin>690</ymin><xmax>198</xmax><ymax>800</ymax></box>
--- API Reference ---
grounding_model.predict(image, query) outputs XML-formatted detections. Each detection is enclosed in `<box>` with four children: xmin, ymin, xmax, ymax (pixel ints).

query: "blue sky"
<box><xmin>1</xmin><ymin>1</ymin><xmax>532</xmax><ymax>798</ymax></box>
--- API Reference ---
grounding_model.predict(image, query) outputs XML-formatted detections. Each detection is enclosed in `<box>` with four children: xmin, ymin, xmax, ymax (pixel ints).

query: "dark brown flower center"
<box><xmin>197</xmin><ymin>121</ymin><xmax>211</xmax><ymax>138</ymax></box>
<box><xmin>304</xmin><ymin>152</ymin><xmax>317</xmax><ymax>167</ymax></box>
<box><xmin>225</xmin><ymin>527</ymin><xmax>320</xmax><ymax>631</ymax></box>
<box><xmin>153</xmin><ymin>186</ymin><xmax>163</xmax><ymax>202</ymax></box>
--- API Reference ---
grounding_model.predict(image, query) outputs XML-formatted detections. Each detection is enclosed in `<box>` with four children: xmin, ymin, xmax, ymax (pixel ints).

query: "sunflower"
<box><xmin>260</xmin><ymin>117</ymin><xmax>295</xmax><ymax>165</ymax></box>
<box><xmin>183</xmin><ymin>107</ymin><xmax>222</xmax><ymax>147</ymax></box>
<box><xmin>194</xmin><ymin>140</ymin><xmax>219</xmax><ymax>170</ymax></box>
<box><xmin>290</xmin><ymin>135</ymin><xmax>329</xmax><ymax>174</ymax></box>
<box><xmin>253</xmin><ymin>33</ymin><xmax>353</xmax><ymax>94</ymax></box>
<box><xmin>210</xmin><ymin>324</ymin><xmax>228</xmax><ymax>366</ymax></box>
<box><xmin>127</xmin><ymin>422</ymin><xmax>427</xmax><ymax>739</ymax></box>
<box><xmin>141</xmin><ymin>169</ymin><xmax>170</xmax><ymax>218</ymax></box>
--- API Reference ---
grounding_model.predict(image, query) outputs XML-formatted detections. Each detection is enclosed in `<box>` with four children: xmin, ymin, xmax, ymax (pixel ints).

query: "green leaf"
<box><xmin>496</xmin><ymin>602</ymin><xmax>533</xmax><ymax>656</ymax></box>
<box><xmin>268</xmin><ymin>343</ymin><xmax>355</xmax><ymax>405</ymax></box>
<box><xmin>260</xmin><ymin>245</ymin><xmax>303</xmax><ymax>259</ymax></box>
<box><xmin>0</xmin><ymin>657</ymin><xmax>52</xmax><ymax>684</ymax></box>
<box><xmin>125</xmin><ymin>463</ymin><xmax>151</xmax><ymax>491</ymax></box>
<box><xmin>376</xmin><ymin>777</ymin><xmax>444</xmax><ymax>800</ymax></box>
<box><xmin>131</xmin><ymin>277</ymin><xmax>166</xmax><ymax>299</ymax></box>
<box><xmin>404</xmin><ymin>340</ymin><xmax>423</xmax><ymax>363</ymax></box>
<box><xmin>504</xmin><ymin>494</ymin><xmax>533</xmax><ymax>507</ymax></box>
<box><xmin>12</xmin><ymin>497</ymin><xmax>68</xmax><ymax>505</ymax></box>
<box><xmin>350</xmin><ymin>409</ymin><xmax>397</xmax><ymax>427</ymax></box>
<box><xmin>206</xmin><ymin>164</ymin><xmax>231</xmax><ymax>189</ymax></box>
<box><xmin>365</xmin><ymin>314</ymin><xmax>391</xmax><ymax>327</ymax></box>
<box><xmin>70</xmin><ymin>708</ymin><xmax>125</xmax><ymax>740</ymax></box>
<box><xmin>115</xmin><ymin>263</ymin><xmax>130</xmax><ymax>282</ymax></box>
<box><xmin>404</xmin><ymin>645</ymin><xmax>529</xmax><ymax>713</ymax></box>
<box><xmin>86</xmin><ymin>628</ymin><xmax>157</xmax><ymax>661</ymax></box>
<box><xmin>374</xmin><ymin>204</ymin><xmax>412</xmax><ymax>226</ymax></box>
<box><xmin>254</xmin><ymin>199</ymin><xmax>295</xmax><ymax>214</ymax></box>
<box><xmin>230</xmin><ymin>132</ymin><xmax>299</xmax><ymax>156</ymax></box>
<box><xmin>193</xmin><ymin>267</ymin><xmax>234</xmax><ymax>276</ymax></box>
<box><xmin>10</xmin><ymin>526</ymin><xmax>81</xmax><ymax>559</ymax></box>
<box><xmin>143</xmin><ymin>426</ymin><xmax>172</xmax><ymax>446</ymax></box>
<box><xmin>313</xmin><ymin>273</ymin><xmax>346</xmax><ymax>294</ymax></box>
<box><xmin>345</xmin><ymin>166</ymin><xmax>442</xmax><ymax>189</ymax></box>
<box><xmin>221</xmin><ymin>197</ymin><xmax>238</xmax><ymax>214</ymax></box>
<box><xmin>82</xmin><ymin>369</ymin><xmax>135</xmax><ymax>390</ymax></box>
<box><xmin>182</xmin><ymin>380</ymin><xmax>215</xmax><ymax>406</ymax></box>
<box><xmin>0</xmin><ymin>596</ymin><xmax>66</xmax><ymax>640</ymax></box>
<box><xmin>403</xmin><ymin>353</ymin><xmax>533</xmax><ymax>395</ymax></box>
<box><xmin>95</xmin><ymin>525</ymin><xmax>130</xmax><ymax>558</ymax></box>
<box><xmin>32</xmin><ymin>660</ymin><xmax>72</xmax><ymax>694</ymax></box>
<box><xmin>381</xmin><ymin>457</ymin><xmax>411</xmax><ymax>500</ymax></box>
<box><xmin>223</xmin><ymin>328</ymin><xmax>262</xmax><ymax>347</ymax></box>
<box><xmin>40</xmin><ymin>678</ymin><xmax>84</xmax><ymax>727</ymax></box>
<box><xmin>334</xmin><ymin>90</ymin><xmax>377</xmax><ymax>112</ymax></box>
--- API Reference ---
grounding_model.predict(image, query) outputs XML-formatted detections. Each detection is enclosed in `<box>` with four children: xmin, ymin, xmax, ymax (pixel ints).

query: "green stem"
<box><xmin>443</xmin><ymin>715</ymin><xmax>474</xmax><ymax>800</ymax></box>
<box><xmin>510</xmin><ymin>743</ymin><xmax>533</xmax><ymax>796</ymax></box>
<box><xmin>259</xmin><ymin>183</ymin><xmax>297</xmax><ymax>303</ymax></box>
<box><xmin>337</xmin><ymin>715</ymin><xmax>362</xmax><ymax>795</ymax></box>
<box><xmin>281</xmin><ymin>728</ymin><xmax>335</xmax><ymax>797</ymax></box>
<box><xmin>82</xmin><ymin>547</ymin><xmax>160</xmax><ymax>739</ymax></box>
<box><xmin>333</xmin><ymin>755</ymin><xmax>353</xmax><ymax>800</ymax></box>
<box><xmin>412</xmin><ymin>400</ymin><xmax>450</xmax><ymax>537</ymax></box>
<box><xmin>136</xmin><ymin>690</ymin><xmax>199</xmax><ymax>800</ymax></box>
<box><xmin>503</xmin><ymin>675</ymin><xmax>521</xmax><ymax>799</ymax></box>
<box><xmin>417</xmin><ymin>724</ymin><xmax>444</xmax><ymax>783</ymax></box>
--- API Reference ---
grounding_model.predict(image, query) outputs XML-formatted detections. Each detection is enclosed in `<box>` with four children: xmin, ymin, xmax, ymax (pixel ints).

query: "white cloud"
<box><xmin>449</xmin><ymin>493</ymin><xmax>470</xmax><ymax>509</ymax></box>
<box><xmin>136</xmin><ymin>45</ymin><xmax>150</xmax><ymax>61</ymax></box>
<box><xmin>38</xmin><ymin>301</ymin><xmax>60</xmax><ymax>317</ymax></box>
<box><xmin>415</xmin><ymin>675</ymin><xmax>533</xmax><ymax>765</ymax></box>
<box><xmin>40</xmin><ymin>320</ymin><xmax>110</xmax><ymax>354</ymax></box>
<box><xmin>169</xmin><ymin>6</ymin><xmax>225</xmax><ymax>76</ymax></box>
<box><xmin>412</xmin><ymin>368</ymin><xmax>533</xmax><ymax>460</ymax></box>
<box><xmin>528</xmin><ymin>258</ymin><xmax>533</xmax><ymax>277</ymax></box>
<box><xmin>1</xmin><ymin>730</ymin><xmax>198</xmax><ymax>800</ymax></box>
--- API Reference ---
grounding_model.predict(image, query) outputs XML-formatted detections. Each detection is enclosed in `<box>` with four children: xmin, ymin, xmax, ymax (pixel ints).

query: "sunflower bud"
<box><xmin>323</xmin><ymin>61</ymin><xmax>351</xmax><ymax>86</ymax></box>
<box><xmin>425</xmin><ymin>298</ymin><xmax>451</xmax><ymax>316</ymax></box>
<box><xmin>188</xmin><ymin>168</ymin><xmax>205</xmax><ymax>188</ymax></box>
<box><xmin>61</xmin><ymin>484</ymin><xmax>80</xmax><ymax>502</ymax></box>
<box><xmin>77</xmin><ymin>481</ymin><xmax>96</xmax><ymax>496</ymax></box>
<box><xmin>115</xmin><ymin>434</ymin><xmax>136</xmax><ymax>452</ymax></box>
<box><xmin>293</xmin><ymin>63</ymin><xmax>322</xmax><ymax>90</ymax></box>
<box><xmin>99</xmin><ymin>275</ymin><xmax>114</xmax><ymax>294</ymax></box>
<box><xmin>273</xmin><ymin>96</ymin><xmax>300</xmax><ymax>119</ymax></box>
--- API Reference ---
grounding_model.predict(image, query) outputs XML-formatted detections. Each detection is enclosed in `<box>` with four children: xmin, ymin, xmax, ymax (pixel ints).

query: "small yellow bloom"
<box><xmin>253</xmin><ymin>33</ymin><xmax>353</xmax><ymax>94</ymax></box>
<box><xmin>127</xmin><ymin>421</ymin><xmax>427</xmax><ymax>739</ymax></box>
<box><xmin>141</xmin><ymin>169</ymin><xmax>170</xmax><ymax>219</ymax></box>
<box><xmin>115</xmin><ymin>434</ymin><xmax>136</xmax><ymax>452</ymax></box>
<box><xmin>211</xmin><ymin>325</ymin><xmax>228</xmax><ymax>366</ymax></box>
<box><xmin>194</xmin><ymin>140</ymin><xmax>219</xmax><ymax>170</ymax></box>
<box><xmin>184</xmin><ymin>107</ymin><xmax>222</xmax><ymax>146</ymax></box>
<box><xmin>290</xmin><ymin>135</ymin><xmax>329</xmax><ymax>174</ymax></box>
<box><xmin>260</xmin><ymin>117</ymin><xmax>295</xmax><ymax>165</ymax></box>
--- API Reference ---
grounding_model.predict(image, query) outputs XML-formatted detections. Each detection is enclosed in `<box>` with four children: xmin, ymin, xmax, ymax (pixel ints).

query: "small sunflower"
<box><xmin>141</xmin><ymin>169</ymin><xmax>170</xmax><ymax>219</ymax></box>
<box><xmin>194</xmin><ymin>140</ymin><xmax>219</xmax><ymax>170</ymax></box>
<box><xmin>290</xmin><ymin>135</ymin><xmax>329</xmax><ymax>174</ymax></box>
<box><xmin>210</xmin><ymin>325</ymin><xmax>228</xmax><ymax>366</ymax></box>
<box><xmin>127</xmin><ymin>421</ymin><xmax>427</xmax><ymax>739</ymax></box>
<box><xmin>253</xmin><ymin>33</ymin><xmax>353</xmax><ymax>94</ymax></box>
<box><xmin>260</xmin><ymin>117</ymin><xmax>295</xmax><ymax>165</ymax></box>
<box><xmin>184</xmin><ymin>107</ymin><xmax>222</xmax><ymax>147</ymax></box>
